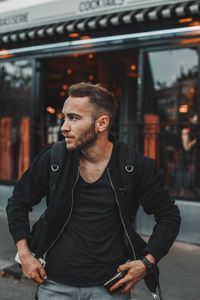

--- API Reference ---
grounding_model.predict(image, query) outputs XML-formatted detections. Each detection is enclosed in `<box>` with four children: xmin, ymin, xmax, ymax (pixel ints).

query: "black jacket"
<box><xmin>6</xmin><ymin>139</ymin><xmax>181</xmax><ymax>294</ymax></box>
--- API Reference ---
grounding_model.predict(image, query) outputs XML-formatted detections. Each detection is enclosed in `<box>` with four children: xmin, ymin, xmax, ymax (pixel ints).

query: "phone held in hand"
<box><xmin>104</xmin><ymin>270</ymin><xmax>127</xmax><ymax>295</ymax></box>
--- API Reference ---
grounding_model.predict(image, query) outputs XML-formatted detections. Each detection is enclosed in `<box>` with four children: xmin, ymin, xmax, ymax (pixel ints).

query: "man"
<box><xmin>7</xmin><ymin>82</ymin><xmax>181</xmax><ymax>300</ymax></box>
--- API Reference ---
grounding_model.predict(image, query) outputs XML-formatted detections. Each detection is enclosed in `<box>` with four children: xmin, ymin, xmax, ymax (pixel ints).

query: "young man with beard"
<box><xmin>7</xmin><ymin>82</ymin><xmax>181</xmax><ymax>300</ymax></box>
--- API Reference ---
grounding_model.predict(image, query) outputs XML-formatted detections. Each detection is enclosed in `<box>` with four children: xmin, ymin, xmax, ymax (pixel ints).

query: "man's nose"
<box><xmin>61</xmin><ymin>119</ymin><xmax>71</xmax><ymax>133</ymax></box>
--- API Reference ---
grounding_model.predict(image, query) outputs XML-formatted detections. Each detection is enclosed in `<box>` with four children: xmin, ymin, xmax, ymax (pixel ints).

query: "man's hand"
<box><xmin>110</xmin><ymin>260</ymin><xmax>146</xmax><ymax>293</ymax></box>
<box><xmin>20</xmin><ymin>252</ymin><xmax>47</xmax><ymax>284</ymax></box>
<box><xmin>16</xmin><ymin>239</ymin><xmax>47</xmax><ymax>284</ymax></box>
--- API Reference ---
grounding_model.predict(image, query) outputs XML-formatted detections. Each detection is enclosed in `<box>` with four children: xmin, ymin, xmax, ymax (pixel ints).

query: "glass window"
<box><xmin>0</xmin><ymin>60</ymin><xmax>33</xmax><ymax>181</ymax></box>
<box><xmin>142</xmin><ymin>48</ymin><xmax>199</xmax><ymax>200</ymax></box>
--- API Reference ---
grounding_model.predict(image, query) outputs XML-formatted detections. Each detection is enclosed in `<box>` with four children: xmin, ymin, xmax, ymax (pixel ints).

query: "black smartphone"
<box><xmin>104</xmin><ymin>270</ymin><xmax>127</xmax><ymax>295</ymax></box>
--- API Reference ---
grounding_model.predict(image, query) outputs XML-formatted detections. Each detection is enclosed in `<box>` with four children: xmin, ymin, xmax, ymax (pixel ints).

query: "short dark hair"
<box><xmin>68</xmin><ymin>82</ymin><xmax>118</xmax><ymax>128</ymax></box>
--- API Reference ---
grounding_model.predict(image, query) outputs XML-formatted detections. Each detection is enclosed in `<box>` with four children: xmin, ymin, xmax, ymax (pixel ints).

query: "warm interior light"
<box><xmin>89</xmin><ymin>75</ymin><xmax>94</xmax><ymax>81</ymax></box>
<box><xmin>67</xmin><ymin>68</ymin><xmax>72</xmax><ymax>75</ymax></box>
<box><xmin>3</xmin><ymin>26</ymin><xmax>200</xmax><ymax>56</ymax></box>
<box><xmin>179</xmin><ymin>18</ymin><xmax>193</xmax><ymax>23</ymax></box>
<box><xmin>62</xmin><ymin>84</ymin><xmax>68</xmax><ymax>90</ymax></box>
<box><xmin>179</xmin><ymin>104</ymin><xmax>188</xmax><ymax>113</ymax></box>
<box><xmin>189</xmin><ymin>21</ymin><xmax>200</xmax><ymax>27</ymax></box>
<box><xmin>190</xmin><ymin>87</ymin><xmax>195</xmax><ymax>93</ymax></box>
<box><xmin>57</xmin><ymin>112</ymin><xmax>64</xmax><ymax>119</ymax></box>
<box><xmin>69</xmin><ymin>32</ymin><xmax>80</xmax><ymax>38</ymax></box>
<box><xmin>130</xmin><ymin>64</ymin><xmax>136</xmax><ymax>71</ymax></box>
<box><xmin>80</xmin><ymin>35</ymin><xmax>91</xmax><ymax>40</ymax></box>
<box><xmin>0</xmin><ymin>49</ymin><xmax>13</xmax><ymax>59</ymax></box>
<box><xmin>47</xmin><ymin>106</ymin><xmax>56</xmax><ymax>114</ymax></box>
<box><xmin>178</xmin><ymin>37</ymin><xmax>200</xmax><ymax>44</ymax></box>
<box><xmin>88</xmin><ymin>53</ymin><xmax>94</xmax><ymax>59</ymax></box>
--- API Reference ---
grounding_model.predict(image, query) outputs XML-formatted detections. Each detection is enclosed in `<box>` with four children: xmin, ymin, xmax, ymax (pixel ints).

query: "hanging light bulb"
<box><xmin>88</xmin><ymin>53</ymin><xmax>94</xmax><ymax>59</ymax></box>
<box><xmin>89</xmin><ymin>74</ymin><xmax>94</xmax><ymax>81</ymax></box>
<box><xmin>67</xmin><ymin>68</ymin><xmax>72</xmax><ymax>75</ymax></box>
<box><xmin>130</xmin><ymin>64</ymin><xmax>136</xmax><ymax>71</ymax></box>
<box><xmin>62</xmin><ymin>84</ymin><xmax>68</xmax><ymax>90</ymax></box>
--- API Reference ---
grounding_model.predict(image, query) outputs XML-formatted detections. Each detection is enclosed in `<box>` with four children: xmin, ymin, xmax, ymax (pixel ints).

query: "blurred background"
<box><xmin>0</xmin><ymin>0</ymin><xmax>200</xmax><ymax>299</ymax></box>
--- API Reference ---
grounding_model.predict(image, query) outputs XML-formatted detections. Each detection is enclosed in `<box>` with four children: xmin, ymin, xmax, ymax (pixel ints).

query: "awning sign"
<box><xmin>0</xmin><ymin>0</ymin><xmax>190</xmax><ymax>33</ymax></box>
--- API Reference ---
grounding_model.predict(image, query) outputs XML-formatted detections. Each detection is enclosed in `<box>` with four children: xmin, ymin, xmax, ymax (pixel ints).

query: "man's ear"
<box><xmin>96</xmin><ymin>115</ymin><xmax>110</xmax><ymax>132</ymax></box>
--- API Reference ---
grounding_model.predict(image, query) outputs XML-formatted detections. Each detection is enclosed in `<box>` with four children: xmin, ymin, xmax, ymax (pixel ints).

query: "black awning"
<box><xmin>0</xmin><ymin>0</ymin><xmax>199</xmax><ymax>46</ymax></box>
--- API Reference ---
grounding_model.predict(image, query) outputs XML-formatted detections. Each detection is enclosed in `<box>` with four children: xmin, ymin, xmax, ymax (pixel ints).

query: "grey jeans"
<box><xmin>36</xmin><ymin>280</ymin><xmax>131</xmax><ymax>300</ymax></box>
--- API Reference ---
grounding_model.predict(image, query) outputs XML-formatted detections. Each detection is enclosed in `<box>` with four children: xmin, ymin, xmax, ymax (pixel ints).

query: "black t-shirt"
<box><xmin>45</xmin><ymin>168</ymin><xmax>129</xmax><ymax>286</ymax></box>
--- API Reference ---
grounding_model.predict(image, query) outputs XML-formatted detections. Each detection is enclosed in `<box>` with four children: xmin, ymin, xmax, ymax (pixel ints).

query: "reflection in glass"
<box><xmin>143</xmin><ymin>48</ymin><xmax>199</xmax><ymax>200</ymax></box>
<box><xmin>0</xmin><ymin>60</ymin><xmax>32</xmax><ymax>180</ymax></box>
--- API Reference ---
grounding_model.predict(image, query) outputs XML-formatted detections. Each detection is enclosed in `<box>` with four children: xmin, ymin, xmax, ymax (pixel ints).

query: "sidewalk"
<box><xmin>1</xmin><ymin>211</ymin><xmax>200</xmax><ymax>300</ymax></box>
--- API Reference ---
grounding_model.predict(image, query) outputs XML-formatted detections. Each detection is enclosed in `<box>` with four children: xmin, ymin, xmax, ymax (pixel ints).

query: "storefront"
<box><xmin>0</xmin><ymin>0</ymin><xmax>200</xmax><ymax>243</ymax></box>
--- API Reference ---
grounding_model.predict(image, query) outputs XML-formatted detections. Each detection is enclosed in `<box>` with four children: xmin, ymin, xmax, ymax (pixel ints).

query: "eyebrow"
<box><xmin>62</xmin><ymin>112</ymin><xmax>82</xmax><ymax>118</ymax></box>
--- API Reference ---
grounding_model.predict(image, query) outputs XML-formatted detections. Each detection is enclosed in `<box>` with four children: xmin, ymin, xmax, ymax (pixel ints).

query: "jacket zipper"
<box><xmin>107</xmin><ymin>168</ymin><xmax>136</xmax><ymax>260</ymax></box>
<box><xmin>43</xmin><ymin>167</ymin><xmax>80</xmax><ymax>258</ymax></box>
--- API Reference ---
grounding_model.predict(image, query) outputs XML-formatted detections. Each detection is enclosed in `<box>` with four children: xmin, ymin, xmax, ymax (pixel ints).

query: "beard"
<box><xmin>66</xmin><ymin>121</ymin><xmax>98</xmax><ymax>151</ymax></box>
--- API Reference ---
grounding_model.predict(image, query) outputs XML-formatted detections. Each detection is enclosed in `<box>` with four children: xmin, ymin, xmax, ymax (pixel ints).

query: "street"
<box><xmin>0</xmin><ymin>211</ymin><xmax>200</xmax><ymax>300</ymax></box>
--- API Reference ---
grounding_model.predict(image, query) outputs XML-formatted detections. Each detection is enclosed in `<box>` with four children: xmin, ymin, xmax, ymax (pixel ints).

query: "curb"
<box><xmin>0</xmin><ymin>261</ymin><xmax>22</xmax><ymax>279</ymax></box>
<box><xmin>0</xmin><ymin>259</ymin><xmax>12</xmax><ymax>271</ymax></box>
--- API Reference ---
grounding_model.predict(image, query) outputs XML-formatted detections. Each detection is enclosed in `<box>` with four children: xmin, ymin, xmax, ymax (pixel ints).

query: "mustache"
<box><xmin>61</xmin><ymin>131</ymin><xmax>69</xmax><ymax>137</ymax></box>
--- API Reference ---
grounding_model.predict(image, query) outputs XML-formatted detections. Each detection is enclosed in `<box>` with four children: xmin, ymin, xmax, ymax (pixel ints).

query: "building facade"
<box><xmin>0</xmin><ymin>0</ymin><xmax>200</xmax><ymax>243</ymax></box>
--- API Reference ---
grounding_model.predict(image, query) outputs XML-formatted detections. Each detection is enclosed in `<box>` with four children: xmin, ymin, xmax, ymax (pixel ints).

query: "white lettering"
<box><xmin>79</xmin><ymin>0</ymin><xmax>124</xmax><ymax>13</ymax></box>
<box><xmin>0</xmin><ymin>13</ymin><xmax>28</xmax><ymax>27</ymax></box>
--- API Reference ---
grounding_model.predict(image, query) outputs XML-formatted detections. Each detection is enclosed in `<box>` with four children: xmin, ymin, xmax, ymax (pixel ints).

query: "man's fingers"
<box><xmin>38</xmin><ymin>265</ymin><xmax>47</xmax><ymax>280</ymax></box>
<box><xmin>30</xmin><ymin>269</ymin><xmax>45</xmax><ymax>284</ymax></box>
<box><xmin>23</xmin><ymin>271</ymin><xmax>42</xmax><ymax>283</ymax></box>
<box><xmin>33</xmin><ymin>265</ymin><xmax>47</xmax><ymax>283</ymax></box>
<box><xmin>117</xmin><ymin>261</ymin><xmax>132</xmax><ymax>272</ymax></box>
<box><xmin>22</xmin><ymin>258</ymin><xmax>47</xmax><ymax>284</ymax></box>
<box><xmin>111</xmin><ymin>260</ymin><xmax>146</xmax><ymax>293</ymax></box>
<box><xmin>110</xmin><ymin>276</ymin><xmax>128</xmax><ymax>292</ymax></box>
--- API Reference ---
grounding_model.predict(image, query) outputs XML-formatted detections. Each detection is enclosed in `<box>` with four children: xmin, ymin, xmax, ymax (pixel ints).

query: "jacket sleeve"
<box><xmin>136</xmin><ymin>156</ymin><xmax>181</xmax><ymax>262</ymax></box>
<box><xmin>6</xmin><ymin>146</ymin><xmax>52</xmax><ymax>244</ymax></box>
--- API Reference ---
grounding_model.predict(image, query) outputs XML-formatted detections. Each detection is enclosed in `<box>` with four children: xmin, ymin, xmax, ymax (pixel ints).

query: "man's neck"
<box><xmin>79</xmin><ymin>135</ymin><xmax>113</xmax><ymax>183</ymax></box>
<box><xmin>80</xmin><ymin>136</ymin><xmax>113</xmax><ymax>165</ymax></box>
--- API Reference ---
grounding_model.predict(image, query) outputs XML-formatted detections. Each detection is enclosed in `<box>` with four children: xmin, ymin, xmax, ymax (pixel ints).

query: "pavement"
<box><xmin>0</xmin><ymin>211</ymin><xmax>200</xmax><ymax>300</ymax></box>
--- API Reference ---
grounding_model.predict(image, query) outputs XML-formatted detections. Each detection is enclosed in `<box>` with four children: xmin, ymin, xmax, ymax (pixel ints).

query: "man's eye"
<box><xmin>71</xmin><ymin>116</ymin><xmax>78</xmax><ymax>121</ymax></box>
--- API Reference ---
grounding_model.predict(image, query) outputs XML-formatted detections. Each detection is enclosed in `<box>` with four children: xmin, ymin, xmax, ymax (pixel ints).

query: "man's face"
<box><xmin>61</xmin><ymin>96</ymin><xmax>98</xmax><ymax>151</ymax></box>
